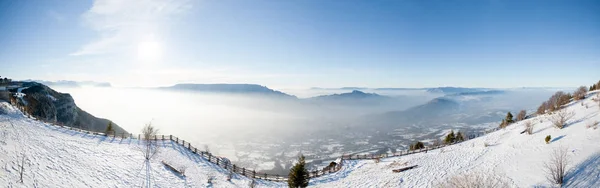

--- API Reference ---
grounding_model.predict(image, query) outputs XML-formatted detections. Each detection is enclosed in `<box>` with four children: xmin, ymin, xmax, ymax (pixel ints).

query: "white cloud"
<box><xmin>70</xmin><ymin>0</ymin><xmax>192</xmax><ymax>56</ymax></box>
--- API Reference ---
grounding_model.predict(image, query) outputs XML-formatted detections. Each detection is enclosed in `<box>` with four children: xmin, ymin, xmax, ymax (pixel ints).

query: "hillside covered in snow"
<box><xmin>1</xmin><ymin>91</ymin><xmax>599</xmax><ymax>187</ymax></box>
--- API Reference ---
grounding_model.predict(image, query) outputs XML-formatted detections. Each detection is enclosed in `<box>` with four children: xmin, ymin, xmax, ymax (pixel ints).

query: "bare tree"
<box><xmin>516</xmin><ymin>110</ymin><xmax>527</xmax><ymax>121</ymax></box>
<box><xmin>537</xmin><ymin>101</ymin><xmax>547</xmax><ymax>114</ymax></box>
<box><xmin>544</xmin><ymin>147</ymin><xmax>569</xmax><ymax>185</ymax></box>
<box><xmin>141</xmin><ymin>123</ymin><xmax>160</xmax><ymax>160</ymax></box>
<box><xmin>548</xmin><ymin>109</ymin><xmax>575</xmax><ymax>129</ymax></box>
<box><xmin>547</xmin><ymin>91</ymin><xmax>570</xmax><ymax>112</ymax></box>
<box><xmin>138</xmin><ymin>123</ymin><xmax>160</xmax><ymax>188</ymax></box>
<box><xmin>573</xmin><ymin>86</ymin><xmax>588</xmax><ymax>100</ymax></box>
<box><xmin>525</xmin><ymin>121</ymin><xmax>535</xmax><ymax>135</ymax></box>
<box><xmin>440</xmin><ymin>171</ymin><xmax>509</xmax><ymax>188</ymax></box>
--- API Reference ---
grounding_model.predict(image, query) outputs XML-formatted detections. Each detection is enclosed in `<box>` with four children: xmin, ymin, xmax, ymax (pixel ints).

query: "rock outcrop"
<box><xmin>9</xmin><ymin>82</ymin><xmax>127</xmax><ymax>134</ymax></box>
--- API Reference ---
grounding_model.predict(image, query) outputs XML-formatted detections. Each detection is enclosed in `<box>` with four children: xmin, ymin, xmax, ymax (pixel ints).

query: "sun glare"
<box><xmin>137</xmin><ymin>41</ymin><xmax>162</xmax><ymax>62</ymax></box>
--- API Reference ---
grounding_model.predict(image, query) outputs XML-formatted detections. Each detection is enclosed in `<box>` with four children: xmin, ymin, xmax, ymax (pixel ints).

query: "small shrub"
<box><xmin>548</xmin><ymin>109</ymin><xmax>575</xmax><ymax>129</ymax></box>
<box><xmin>445</xmin><ymin>131</ymin><xmax>456</xmax><ymax>144</ymax></box>
<box><xmin>455</xmin><ymin>132</ymin><xmax>465</xmax><ymax>142</ymax></box>
<box><xmin>410</xmin><ymin>141</ymin><xmax>425</xmax><ymax>150</ymax></box>
<box><xmin>545</xmin><ymin>135</ymin><xmax>551</xmax><ymax>144</ymax></box>
<box><xmin>586</xmin><ymin>121</ymin><xmax>599</xmax><ymax>129</ymax></box>
<box><xmin>517</xmin><ymin>110</ymin><xmax>527</xmax><ymax>121</ymax></box>
<box><xmin>525</xmin><ymin>121</ymin><xmax>535</xmax><ymax>135</ymax></box>
<box><xmin>573</xmin><ymin>86</ymin><xmax>588</xmax><ymax>100</ymax></box>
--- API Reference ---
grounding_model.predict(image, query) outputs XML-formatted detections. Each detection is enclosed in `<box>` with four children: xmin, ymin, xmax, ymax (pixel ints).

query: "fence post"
<box><xmin>176</xmin><ymin>137</ymin><xmax>178</xmax><ymax>143</ymax></box>
<box><xmin>252</xmin><ymin>170</ymin><xmax>256</xmax><ymax>178</ymax></box>
<box><xmin>138</xmin><ymin>134</ymin><xmax>140</xmax><ymax>140</ymax></box>
<box><xmin>162</xmin><ymin>135</ymin><xmax>164</xmax><ymax>140</ymax></box>
<box><xmin>242</xmin><ymin>168</ymin><xmax>246</xmax><ymax>176</ymax></box>
<box><xmin>194</xmin><ymin>148</ymin><xmax>197</xmax><ymax>153</ymax></box>
<box><xmin>169</xmin><ymin>135</ymin><xmax>172</xmax><ymax>140</ymax></box>
<box><xmin>188</xmin><ymin>143</ymin><xmax>191</xmax><ymax>149</ymax></box>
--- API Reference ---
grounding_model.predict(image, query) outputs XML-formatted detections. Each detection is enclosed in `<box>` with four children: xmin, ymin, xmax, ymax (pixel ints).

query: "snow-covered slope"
<box><xmin>0</xmin><ymin>102</ymin><xmax>284</xmax><ymax>187</ymax></box>
<box><xmin>1</xmin><ymin>91</ymin><xmax>599</xmax><ymax>187</ymax></box>
<box><xmin>309</xmin><ymin>91</ymin><xmax>600</xmax><ymax>187</ymax></box>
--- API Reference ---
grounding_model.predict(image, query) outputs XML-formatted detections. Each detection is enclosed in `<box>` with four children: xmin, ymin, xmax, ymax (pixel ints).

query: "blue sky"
<box><xmin>1</xmin><ymin>0</ymin><xmax>598</xmax><ymax>89</ymax></box>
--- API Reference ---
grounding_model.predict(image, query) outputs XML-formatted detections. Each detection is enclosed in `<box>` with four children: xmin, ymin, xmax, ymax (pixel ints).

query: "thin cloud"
<box><xmin>70</xmin><ymin>0</ymin><xmax>192</xmax><ymax>56</ymax></box>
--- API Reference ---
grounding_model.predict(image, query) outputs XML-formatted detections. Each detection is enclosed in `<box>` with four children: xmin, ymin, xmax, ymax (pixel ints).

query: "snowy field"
<box><xmin>1</xmin><ymin>91</ymin><xmax>600</xmax><ymax>187</ymax></box>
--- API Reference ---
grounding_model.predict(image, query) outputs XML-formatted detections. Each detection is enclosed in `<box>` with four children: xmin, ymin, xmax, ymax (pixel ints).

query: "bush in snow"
<box><xmin>288</xmin><ymin>155</ymin><xmax>309</xmax><ymax>188</ymax></box>
<box><xmin>537</xmin><ymin>101</ymin><xmax>548</xmax><ymax>114</ymax></box>
<box><xmin>548</xmin><ymin>109</ymin><xmax>575</xmax><ymax>129</ymax></box>
<box><xmin>455</xmin><ymin>132</ymin><xmax>465</xmax><ymax>142</ymax></box>
<box><xmin>516</xmin><ymin>110</ymin><xmax>527</xmax><ymax>121</ymax></box>
<box><xmin>444</xmin><ymin>131</ymin><xmax>456</xmax><ymax>144</ymax></box>
<box><xmin>504</xmin><ymin>112</ymin><xmax>514</xmax><ymax>125</ymax></box>
<box><xmin>545</xmin><ymin>135</ymin><xmax>551</xmax><ymax>144</ymax></box>
<box><xmin>543</xmin><ymin>91</ymin><xmax>571</xmax><ymax>112</ymax></box>
<box><xmin>525</xmin><ymin>121</ymin><xmax>535</xmax><ymax>135</ymax></box>
<box><xmin>409</xmin><ymin>141</ymin><xmax>425</xmax><ymax>151</ymax></box>
<box><xmin>544</xmin><ymin>147</ymin><xmax>570</xmax><ymax>186</ymax></box>
<box><xmin>573</xmin><ymin>86</ymin><xmax>588</xmax><ymax>100</ymax></box>
<box><xmin>586</xmin><ymin>120</ymin><xmax>599</xmax><ymax>129</ymax></box>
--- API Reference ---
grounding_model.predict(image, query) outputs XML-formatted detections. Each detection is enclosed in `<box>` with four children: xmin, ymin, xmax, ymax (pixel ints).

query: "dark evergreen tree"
<box><xmin>505</xmin><ymin>112</ymin><xmax>514</xmax><ymax>124</ymax></box>
<box><xmin>288</xmin><ymin>155</ymin><xmax>309</xmax><ymax>188</ymax></box>
<box><xmin>105</xmin><ymin>121</ymin><xmax>114</xmax><ymax>135</ymax></box>
<box><xmin>444</xmin><ymin>131</ymin><xmax>456</xmax><ymax>144</ymax></box>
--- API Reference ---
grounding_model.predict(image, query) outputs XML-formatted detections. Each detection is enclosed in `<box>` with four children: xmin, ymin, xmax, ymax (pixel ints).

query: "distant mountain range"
<box><xmin>160</xmin><ymin>84</ymin><xmax>297</xmax><ymax>98</ymax></box>
<box><xmin>310</xmin><ymin>86</ymin><xmax>492</xmax><ymax>94</ymax></box>
<box><xmin>307</xmin><ymin>90</ymin><xmax>392</xmax><ymax>105</ymax></box>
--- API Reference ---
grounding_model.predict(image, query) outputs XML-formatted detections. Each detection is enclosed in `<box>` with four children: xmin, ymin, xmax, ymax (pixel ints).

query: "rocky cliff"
<box><xmin>9</xmin><ymin>82</ymin><xmax>127</xmax><ymax>134</ymax></box>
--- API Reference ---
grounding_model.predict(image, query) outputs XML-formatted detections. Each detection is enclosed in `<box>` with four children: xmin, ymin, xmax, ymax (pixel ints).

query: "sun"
<box><xmin>137</xmin><ymin>41</ymin><xmax>162</xmax><ymax>62</ymax></box>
